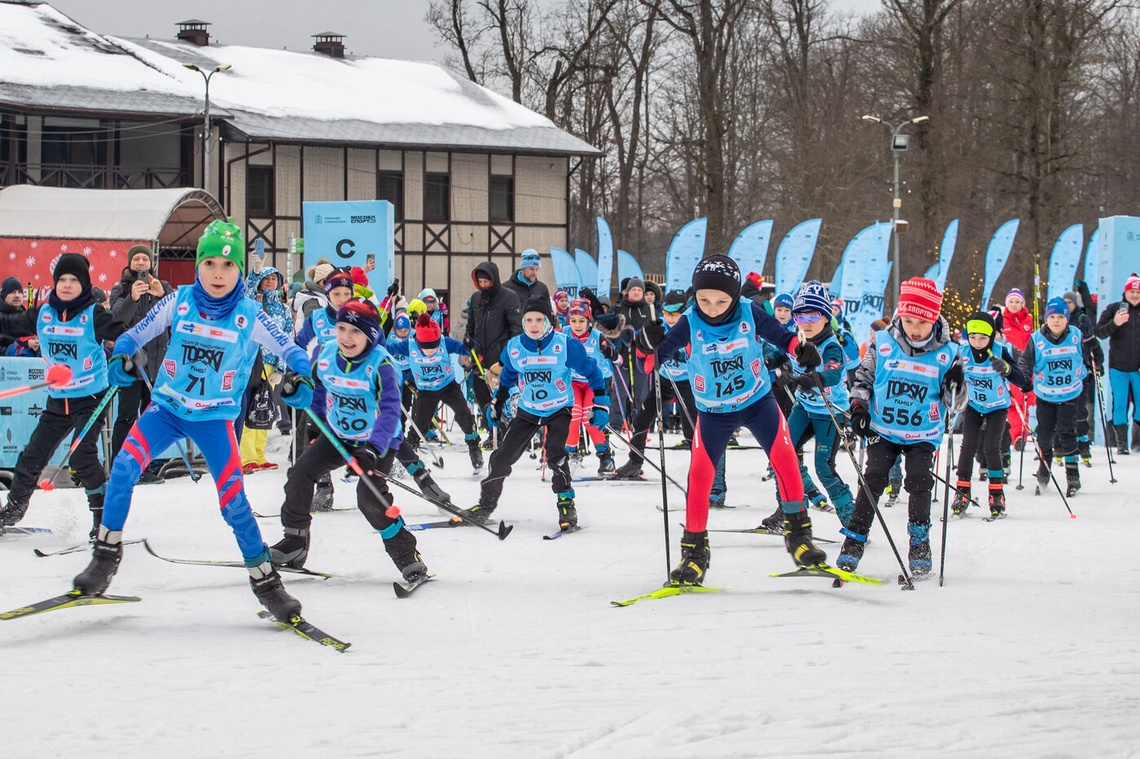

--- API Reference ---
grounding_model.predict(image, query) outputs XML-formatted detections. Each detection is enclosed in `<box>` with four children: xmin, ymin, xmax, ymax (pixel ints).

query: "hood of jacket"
<box><xmin>472</xmin><ymin>262</ymin><xmax>502</xmax><ymax>297</ymax></box>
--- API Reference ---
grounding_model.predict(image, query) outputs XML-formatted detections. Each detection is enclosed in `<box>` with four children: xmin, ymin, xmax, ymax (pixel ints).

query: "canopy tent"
<box><xmin>0</xmin><ymin>185</ymin><xmax>225</xmax><ymax>288</ymax></box>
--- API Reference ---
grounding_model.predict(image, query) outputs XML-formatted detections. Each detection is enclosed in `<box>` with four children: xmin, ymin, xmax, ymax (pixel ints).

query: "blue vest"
<box><xmin>837</xmin><ymin>328</ymin><xmax>861</xmax><ymax>371</ymax></box>
<box><xmin>308</xmin><ymin>308</ymin><xmax>337</xmax><ymax>343</ymax></box>
<box><xmin>869</xmin><ymin>331</ymin><xmax>956</xmax><ymax>444</ymax></box>
<box><xmin>155</xmin><ymin>288</ymin><xmax>261</xmax><ymax>420</ymax></box>
<box><xmin>959</xmin><ymin>341</ymin><xmax>1012</xmax><ymax>413</ymax></box>
<box><xmin>503</xmin><ymin>331</ymin><xmax>574</xmax><ymax>416</ymax></box>
<box><xmin>38</xmin><ymin>302</ymin><xmax>107</xmax><ymax>398</ymax></box>
<box><xmin>408</xmin><ymin>340</ymin><xmax>457</xmax><ymax>391</ymax></box>
<box><xmin>795</xmin><ymin>335</ymin><xmax>849</xmax><ymax>415</ymax></box>
<box><xmin>685</xmin><ymin>303</ymin><xmax>769</xmax><ymax>413</ymax></box>
<box><xmin>570</xmin><ymin>329</ymin><xmax>613</xmax><ymax>383</ymax></box>
<box><xmin>385</xmin><ymin>336</ymin><xmax>412</xmax><ymax>380</ymax></box>
<box><xmin>316</xmin><ymin>340</ymin><xmax>393</xmax><ymax>441</ymax></box>
<box><xmin>1031</xmin><ymin>328</ymin><xmax>1085</xmax><ymax>403</ymax></box>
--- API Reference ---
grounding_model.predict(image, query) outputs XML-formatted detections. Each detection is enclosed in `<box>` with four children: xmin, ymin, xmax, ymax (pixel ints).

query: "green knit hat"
<box><xmin>196</xmin><ymin>218</ymin><xmax>245</xmax><ymax>271</ymax></box>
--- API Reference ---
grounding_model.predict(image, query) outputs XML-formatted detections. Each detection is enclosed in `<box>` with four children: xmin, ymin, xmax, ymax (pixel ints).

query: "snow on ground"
<box><xmin>3</xmin><ymin>428</ymin><xmax>1139</xmax><ymax>758</ymax></box>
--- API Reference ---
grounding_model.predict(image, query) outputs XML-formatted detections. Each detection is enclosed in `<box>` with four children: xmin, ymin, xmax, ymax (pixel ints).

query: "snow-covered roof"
<box><xmin>0</xmin><ymin>2</ymin><xmax>601</xmax><ymax>156</ymax></box>
<box><xmin>0</xmin><ymin>185</ymin><xmax>224</xmax><ymax>247</ymax></box>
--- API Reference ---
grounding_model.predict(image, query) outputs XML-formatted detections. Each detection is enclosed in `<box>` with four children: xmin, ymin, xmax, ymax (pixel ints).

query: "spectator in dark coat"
<box><xmin>615</xmin><ymin>277</ymin><xmax>659</xmax><ymax>415</ymax></box>
<box><xmin>0</xmin><ymin>276</ymin><xmax>26</xmax><ymax>351</ymax></box>
<box><xmin>465</xmin><ymin>261</ymin><xmax>522</xmax><ymax>423</ymax></box>
<box><xmin>502</xmin><ymin>249</ymin><xmax>551</xmax><ymax>307</ymax></box>
<box><xmin>1095</xmin><ymin>273</ymin><xmax>1140</xmax><ymax>452</ymax></box>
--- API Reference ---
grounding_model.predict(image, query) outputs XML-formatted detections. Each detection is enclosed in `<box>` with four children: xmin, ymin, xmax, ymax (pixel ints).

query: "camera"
<box><xmin>136</xmin><ymin>270</ymin><xmax>150</xmax><ymax>283</ymax></box>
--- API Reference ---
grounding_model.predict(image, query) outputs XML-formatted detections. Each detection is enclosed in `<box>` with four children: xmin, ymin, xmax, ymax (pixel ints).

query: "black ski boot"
<box><xmin>758</xmin><ymin>505</ymin><xmax>783</xmax><ymax>534</ymax></box>
<box><xmin>988</xmin><ymin>489</ymin><xmax>1006</xmax><ymax>520</ymax></box>
<box><xmin>461</xmin><ymin>493</ymin><xmax>498</xmax><ymax>525</ymax></box>
<box><xmin>556</xmin><ymin>492</ymin><xmax>578</xmax><ymax>529</ymax></box>
<box><xmin>269</xmin><ymin>527</ymin><xmax>310</xmax><ymax>568</ymax></box>
<box><xmin>908</xmin><ymin>522</ymin><xmax>932</xmax><ymax>577</ymax></box>
<box><xmin>669</xmin><ymin>530</ymin><xmax>710</xmax><ymax>585</ymax></box>
<box><xmin>784</xmin><ymin>510</ymin><xmax>826</xmax><ymax>567</ymax></box>
<box><xmin>1065</xmin><ymin>463</ymin><xmax>1081</xmax><ymax>497</ymax></box>
<box><xmin>312</xmin><ymin>474</ymin><xmax>334</xmax><ymax>512</ymax></box>
<box><xmin>885</xmin><ymin>478</ymin><xmax>902</xmax><ymax>507</ymax></box>
<box><xmin>596</xmin><ymin>447</ymin><xmax>616</xmax><ymax>476</ymax></box>
<box><xmin>1036</xmin><ymin>459</ymin><xmax>1051</xmax><ymax>490</ymax></box>
<box><xmin>1115</xmin><ymin>425</ymin><xmax>1131</xmax><ymax>456</ymax></box>
<box><xmin>413</xmin><ymin>467</ymin><xmax>452</xmax><ymax>504</ymax></box>
<box><xmin>249</xmin><ymin>558</ymin><xmax>302</xmax><ymax>621</ymax></box>
<box><xmin>1078</xmin><ymin>438</ymin><xmax>1092</xmax><ymax>466</ymax></box>
<box><xmin>837</xmin><ymin>527</ymin><xmax>868</xmax><ymax>571</ymax></box>
<box><xmin>87</xmin><ymin>489</ymin><xmax>104</xmax><ymax>541</ymax></box>
<box><xmin>611</xmin><ymin>458</ymin><xmax>643</xmax><ymax>480</ymax></box>
<box><xmin>467</xmin><ymin>437</ymin><xmax>485</xmax><ymax>471</ymax></box>
<box><xmin>385</xmin><ymin>529</ymin><xmax>428</xmax><ymax>582</ymax></box>
<box><xmin>951</xmin><ymin>482</ymin><xmax>971</xmax><ymax>516</ymax></box>
<box><xmin>73</xmin><ymin>527</ymin><xmax>123</xmax><ymax>595</ymax></box>
<box><xmin>0</xmin><ymin>496</ymin><xmax>29</xmax><ymax>528</ymax></box>
<box><xmin>1132</xmin><ymin>421</ymin><xmax>1140</xmax><ymax>453</ymax></box>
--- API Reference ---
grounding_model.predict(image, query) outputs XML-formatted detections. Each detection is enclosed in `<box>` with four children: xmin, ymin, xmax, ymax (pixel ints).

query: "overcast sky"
<box><xmin>48</xmin><ymin>0</ymin><xmax>878</xmax><ymax>75</ymax></box>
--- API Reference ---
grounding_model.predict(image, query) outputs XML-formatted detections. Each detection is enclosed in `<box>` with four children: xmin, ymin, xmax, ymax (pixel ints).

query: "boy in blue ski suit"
<box><xmin>72</xmin><ymin>221</ymin><xmax>314</xmax><ymax>621</ymax></box>
<box><xmin>839</xmin><ymin>278</ymin><xmax>963</xmax><ymax>576</ymax></box>
<box><xmin>463</xmin><ymin>297</ymin><xmax>608</xmax><ymax>531</ymax></box>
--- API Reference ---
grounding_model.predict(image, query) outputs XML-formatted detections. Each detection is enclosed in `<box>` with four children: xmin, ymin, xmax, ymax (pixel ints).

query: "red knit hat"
<box><xmin>350</xmin><ymin>266</ymin><xmax>369</xmax><ymax>287</ymax></box>
<box><xmin>1125</xmin><ymin>273</ymin><xmax>1140</xmax><ymax>292</ymax></box>
<box><xmin>897</xmin><ymin>277</ymin><xmax>943</xmax><ymax>323</ymax></box>
<box><xmin>414</xmin><ymin>313</ymin><xmax>441</xmax><ymax>349</ymax></box>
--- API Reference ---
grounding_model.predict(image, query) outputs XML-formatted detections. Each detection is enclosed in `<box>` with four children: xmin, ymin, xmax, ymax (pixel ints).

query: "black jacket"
<box><xmin>109</xmin><ymin>269</ymin><xmax>174</xmax><ymax>381</ymax></box>
<box><xmin>465</xmin><ymin>262</ymin><xmax>522</xmax><ymax>367</ymax></box>
<box><xmin>1095</xmin><ymin>297</ymin><xmax>1140</xmax><ymax>372</ymax></box>
<box><xmin>502</xmin><ymin>269</ymin><xmax>550</xmax><ymax>307</ymax></box>
<box><xmin>0</xmin><ymin>300</ymin><xmax>24</xmax><ymax>351</ymax></box>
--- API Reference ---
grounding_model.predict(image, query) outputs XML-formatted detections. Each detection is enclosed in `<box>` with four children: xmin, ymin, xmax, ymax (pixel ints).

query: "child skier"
<box><xmin>270</xmin><ymin>299</ymin><xmax>427</xmax><ymax>583</ymax></box>
<box><xmin>952</xmin><ymin>312</ymin><xmax>1026</xmax><ymax>518</ymax></box>
<box><xmin>0</xmin><ymin>253</ymin><xmax>126</xmax><ymax>537</ymax></box>
<box><xmin>387</xmin><ymin>313</ymin><xmax>483</xmax><ymax>472</ymax></box>
<box><xmin>462</xmin><ymin>297</ymin><xmax>609</xmax><ymax>531</ymax></box>
<box><xmin>1017</xmin><ymin>296</ymin><xmax>1087</xmax><ymax>496</ymax></box>
<box><xmin>563</xmin><ymin>297</ymin><xmax>619</xmax><ymax>476</ymax></box>
<box><xmin>636</xmin><ymin>256</ymin><xmax>826</xmax><ymax>583</ymax></box>
<box><xmin>838</xmin><ymin>277</ymin><xmax>963</xmax><ymax>576</ymax></box>
<box><xmin>71</xmin><ymin>220</ymin><xmax>314</xmax><ymax>621</ymax></box>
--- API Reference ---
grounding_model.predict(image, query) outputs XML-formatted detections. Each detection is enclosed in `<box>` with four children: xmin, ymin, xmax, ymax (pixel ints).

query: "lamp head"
<box><xmin>214</xmin><ymin>63</ymin><xmax>232</xmax><ymax>73</ymax></box>
<box><xmin>861</xmin><ymin>115</ymin><xmax>882</xmax><ymax>123</ymax></box>
<box><xmin>910</xmin><ymin>115</ymin><xmax>930</xmax><ymax>125</ymax></box>
<box><xmin>181</xmin><ymin>62</ymin><xmax>201</xmax><ymax>72</ymax></box>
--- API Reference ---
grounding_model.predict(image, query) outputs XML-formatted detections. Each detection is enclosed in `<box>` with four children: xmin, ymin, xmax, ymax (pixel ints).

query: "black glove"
<box><xmin>491</xmin><ymin>388</ymin><xmax>510</xmax><ymax>425</ymax></box>
<box><xmin>579</xmin><ymin>287</ymin><xmax>595</xmax><ymax>300</ymax></box>
<box><xmin>943</xmin><ymin>362</ymin><xmax>965</xmax><ymax>395</ymax></box>
<box><xmin>637</xmin><ymin>321</ymin><xmax>666</xmax><ymax>352</ymax></box>
<box><xmin>353</xmin><ymin>443</ymin><xmax>382</xmax><ymax>474</ymax></box>
<box><xmin>765</xmin><ymin>352</ymin><xmax>790</xmax><ymax>371</ymax></box>
<box><xmin>793</xmin><ymin>338</ymin><xmax>821</xmax><ymax>370</ymax></box>
<box><xmin>989</xmin><ymin>355</ymin><xmax>1011</xmax><ymax>377</ymax></box>
<box><xmin>387</xmin><ymin>278</ymin><xmax>400</xmax><ymax>298</ymax></box>
<box><xmin>849</xmin><ymin>400</ymin><xmax>871</xmax><ymax>438</ymax></box>
<box><xmin>792</xmin><ymin>372</ymin><xmax>819</xmax><ymax>392</ymax></box>
<box><xmin>772</xmin><ymin>366</ymin><xmax>794</xmax><ymax>388</ymax></box>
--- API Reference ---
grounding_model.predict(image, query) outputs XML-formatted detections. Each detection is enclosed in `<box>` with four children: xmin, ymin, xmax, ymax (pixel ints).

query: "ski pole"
<box><xmin>38</xmin><ymin>385</ymin><xmax>120</xmax><ymax>492</ymax></box>
<box><xmin>0</xmin><ymin>363</ymin><xmax>72</xmax><ymax>400</ymax></box>
<box><xmin>939</xmin><ymin>386</ymin><xmax>959</xmax><ymax>587</ymax></box>
<box><xmin>1009</xmin><ymin>398</ymin><xmax>1076</xmax><ymax>517</ymax></box>
<box><xmin>134</xmin><ymin>359</ymin><xmax>201</xmax><ymax>483</ymax></box>
<box><xmin>401</xmin><ymin>396</ymin><xmax>444</xmax><ymax>469</ymax></box>
<box><xmin>1090</xmin><ymin>356</ymin><xmax>1117</xmax><ymax>484</ymax></box>
<box><xmin>647</xmin><ymin>305</ymin><xmax>672</xmax><ymax>580</ymax></box>
<box><xmin>303</xmin><ymin>407</ymin><xmax>511</xmax><ymax>539</ymax></box>
<box><xmin>811</xmin><ymin>372</ymin><xmax>916</xmax><ymax>590</ymax></box>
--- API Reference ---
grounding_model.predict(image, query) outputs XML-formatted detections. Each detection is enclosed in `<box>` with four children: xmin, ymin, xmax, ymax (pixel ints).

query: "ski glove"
<box><xmin>637</xmin><ymin>321</ymin><xmax>666</xmax><ymax>352</ymax></box>
<box><xmin>107</xmin><ymin>354</ymin><xmax>141</xmax><ymax>388</ymax></box>
<box><xmin>989</xmin><ymin>355</ymin><xmax>1011</xmax><ymax>377</ymax></box>
<box><xmin>792</xmin><ymin>338</ymin><xmax>821</xmax><ymax>370</ymax></box>
<box><xmin>792</xmin><ymin>372</ymin><xmax>820</xmax><ymax>392</ymax></box>
<box><xmin>590</xmin><ymin>396</ymin><xmax>610</xmax><ymax>430</ymax></box>
<box><xmin>942</xmin><ymin>362</ymin><xmax>965</xmax><ymax>397</ymax></box>
<box><xmin>352</xmin><ymin>443</ymin><xmax>382</xmax><ymax>475</ymax></box>
<box><xmin>849</xmin><ymin>400</ymin><xmax>871</xmax><ymax>437</ymax></box>
<box><xmin>281</xmin><ymin>375</ymin><xmax>315</xmax><ymax>410</ymax></box>
<box><xmin>387</xmin><ymin>278</ymin><xmax>400</xmax><ymax>298</ymax></box>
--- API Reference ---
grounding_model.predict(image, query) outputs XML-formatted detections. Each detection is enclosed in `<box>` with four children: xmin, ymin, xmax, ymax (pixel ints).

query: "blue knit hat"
<box><xmin>1044</xmin><ymin>296</ymin><xmax>1069</xmax><ymax>319</ymax></box>
<box><xmin>774</xmin><ymin>293</ymin><xmax>794</xmax><ymax>310</ymax></box>
<box><xmin>394</xmin><ymin>314</ymin><xmax>411</xmax><ymax>331</ymax></box>
<box><xmin>519</xmin><ymin>249</ymin><xmax>541</xmax><ymax>269</ymax></box>
<box><xmin>793</xmin><ymin>280</ymin><xmax>831</xmax><ymax>315</ymax></box>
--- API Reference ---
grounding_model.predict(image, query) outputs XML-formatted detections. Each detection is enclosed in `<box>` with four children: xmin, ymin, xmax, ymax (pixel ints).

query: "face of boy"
<box><xmin>336</xmin><ymin>322</ymin><xmax>368</xmax><ymax>358</ymax></box>
<box><xmin>900</xmin><ymin>316</ymin><xmax>934</xmax><ymax>342</ymax></box>
<box><xmin>799</xmin><ymin>312</ymin><xmax>826</xmax><ymax>338</ymax></box>
<box><xmin>968</xmin><ymin>333</ymin><xmax>991</xmax><ymax>351</ymax></box>
<box><xmin>695</xmin><ymin>288</ymin><xmax>733</xmax><ymax>319</ymax></box>
<box><xmin>523</xmin><ymin>312</ymin><xmax>547</xmax><ymax>337</ymax></box>
<box><xmin>774</xmin><ymin>306</ymin><xmax>791</xmax><ymax>324</ymax></box>
<box><xmin>664</xmin><ymin>311</ymin><xmax>682</xmax><ymax>327</ymax></box>
<box><xmin>328</xmin><ymin>286</ymin><xmax>353</xmax><ymax>310</ymax></box>
<box><xmin>568</xmin><ymin>314</ymin><xmax>589</xmax><ymax>335</ymax></box>
<box><xmin>54</xmin><ymin>274</ymin><xmax>82</xmax><ymax>301</ymax></box>
<box><xmin>395</xmin><ymin>327</ymin><xmax>410</xmax><ymax>339</ymax></box>
<box><xmin>198</xmin><ymin>257</ymin><xmax>240</xmax><ymax>297</ymax></box>
<box><xmin>1046</xmin><ymin>314</ymin><xmax>1068</xmax><ymax>333</ymax></box>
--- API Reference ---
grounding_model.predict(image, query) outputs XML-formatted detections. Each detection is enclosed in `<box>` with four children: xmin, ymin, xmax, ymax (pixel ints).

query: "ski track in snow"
<box><xmin>3</xmin><ymin>429</ymin><xmax>1139</xmax><ymax>758</ymax></box>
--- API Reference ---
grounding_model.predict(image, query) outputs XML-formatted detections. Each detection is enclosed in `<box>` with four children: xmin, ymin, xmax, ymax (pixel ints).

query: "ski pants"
<box><xmin>956</xmin><ymin>406</ymin><xmax>1008</xmax><ymax>487</ymax></box>
<box><xmin>686</xmin><ymin>390</ymin><xmax>803</xmax><ymax>534</ymax></box>
<box><xmin>408</xmin><ymin>381</ymin><xmax>477</xmax><ymax>448</ymax></box>
<box><xmin>1035</xmin><ymin>398</ymin><xmax>1078</xmax><ymax>461</ymax></box>
<box><xmin>625</xmin><ymin>374</ymin><xmax>696</xmax><ymax>459</ymax></box>
<box><xmin>567</xmin><ymin>381</ymin><xmax>607</xmax><ymax>448</ymax></box>
<box><xmin>787</xmin><ymin>404</ymin><xmax>852</xmax><ymax>515</ymax></box>
<box><xmin>481</xmin><ymin>407</ymin><xmax>572</xmax><ymax>504</ymax></box>
<box><xmin>849</xmin><ymin>437</ymin><xmax>935</xmax><ymax>536</ymax></box>
<box><xmin>1108</xmin><ymin>368</ymin><xmax>1140</xmax><ymax>426</ymax></box>
<box><xmin>103</xmin><ymin>404</ymin><xmax>266</xmax><ymax>562</ymax></box>
<box><xmin>8</xmin><ymin>393</ymin><xmax>107</xmax><ymax>508</ymax></box>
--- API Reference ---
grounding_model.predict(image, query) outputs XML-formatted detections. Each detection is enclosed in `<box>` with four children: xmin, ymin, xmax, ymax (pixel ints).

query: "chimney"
<box><xmin>177</xmin><ymin>19</ymin><xmax>211</xmax><ymax>47</ymax></box>
<box><xmin>312</xmin><ymin>32</ymin><xmax>346</xmax><ymax>59</ymax></box>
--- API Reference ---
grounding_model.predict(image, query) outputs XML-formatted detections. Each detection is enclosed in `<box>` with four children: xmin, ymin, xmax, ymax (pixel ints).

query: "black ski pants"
<box><xmin>481</xmin><ymin>407</ymin><xmax>572</xmax><ymax>503</ymax></box>
<box><xmin>957</xmin><ymin>407</ymin><xmax>1008</xmax><ymax>483</ymax></box>
<box><xmin>9</xmin><ymin>393</ymin><xmax>107</xmax><ymax>506</ymax></box>
<box><xmin>409</xmin><ymin>381</ymin><xmax>477</xmax><ymax>448</ymax></box>
<box><xmin>626</xmin><ymin>375</ymin><xmax>695</xmax><ymax>460</ymax></box>
<box><xmin>1036</xmin><ymin>399</ymin><xmax>1078</xmax><ymax>460</ymax></box>
<box><xmin>849</xmin><ymin>436</ymin><xmax>936</xmax><ymax>535</ymax></box>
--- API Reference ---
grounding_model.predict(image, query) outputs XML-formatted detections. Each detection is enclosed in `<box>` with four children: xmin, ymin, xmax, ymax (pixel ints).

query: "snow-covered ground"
<box><xmin>3</xmin><ymin>428</ymin><xmax>1138</xmax><ymax>758</ymax></box>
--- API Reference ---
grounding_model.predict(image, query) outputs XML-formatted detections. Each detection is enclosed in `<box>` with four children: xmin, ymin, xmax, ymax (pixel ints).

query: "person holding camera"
<box><xmin>108</xmin><ymin>244</ymin><xmax>173</xmax><ymax>473</ymax></box>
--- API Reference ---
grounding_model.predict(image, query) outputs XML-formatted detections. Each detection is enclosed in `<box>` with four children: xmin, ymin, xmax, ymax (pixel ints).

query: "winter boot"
<box><xmin>412</xmin><ymin>465</ymin><xmax>452</xmax><ymax>505</ymax></box>
<box><xmin>1117</xmin><ymin>425</ymin><xmax>1132</xmax><ymax>455</ymax></box>
<box><xmin>907</xmin><ymin>522</ymin><xmax>932</xmax><ymax>577</ymax></box>
<box><xmin>556</xmin><ymin>492</ymin><xmax>577</xmax><ymax>529</ymax></box>
<box><xmin>1132</xmin><ymin>421</ymin><xmax>1140</xmax><ymax>453</ymax></box>
<box><xmin>758</xmin><ymin>505</ymin><xmax>784</xmax><ymax>534</ymax></box>
<box><xmin>611</xmin><ymin>458</ymin><xmax>643</xmax><ymax>480</ymax></box>
<box><xmin>312</xmin><ymin>474</ymin><xmax>334</xmax><ymax>512</ymax></box>
<box><xmin>1078</xmin><ymin>436</ymin><xmax>1092</xmax><ymax>466</ymax></box>
<box><xmin>988</xmin><ymin>488</ymin><xmax>1006</xmax><ymax>519</ymax></box>
<box><xmin>807</xmin><ymin>490</ymin><xmax>834</xmax><ymax>513</ymax></box>
<box><xmin>269</xmin><ymin>527</ymin><xmax>310</xmax><ymax>568</ymax></box>
<box><xmin>461</xmin><ymin>492</ymin><xmax>498</xmax><ymax>525</ymax></box>
<box><xmin>669</xmin><ymin>530</ymin><xmax>710</xmax><ymax>585</ymax></box>
<box><xmin>595</xmin><ymin>444</ymin><xmax>615</xmax><ymax>476</ymax></box>
<box><xmin>784</xmin><ymin>509</ymin><xmax>827</xmax><ymax>567</ymax></box>
<box><xmin>1065</xmin><ymin>461</ymin><xmax>1081</xmax><ymax>497</ymax></box>
<box><xmin>72</xmin><ymin>527</ymin><xmax>123</xmax><ymax>596</ymax></box>
<box><xmin>0</xmin><ymin>496</ymin><xmax>30</xmax><ymax>528</ymax></box>
<box><xmin>885</xmin><ymin>478</ymin><xmax>903</xmax><ymax>507</ymax></box>
<box><xmin>836</xmin><ymin>527</ymin><xmax>868</xmax><ymax>571</ymax></box>
<box><xmin>384</xmin><ymin>527</ymin><xmax>428</xmax><ymax>582</ymax></box>
<box><xmin>466</xmin><ymin>434</ymin><xmax>485</xmax><ymax>471</ymax></box>
<box><xmin>86</xmin><ymin>486</ymin><xmax>105</xmax><ymax>541</ymax></box>
<box><xmin>709</xmin><ymin>489</ymin><xmax>727</xmax><ymax>509</ymax></box>
<box><xmin>248</xmin><ymin>557</ymin><xmax>302</xmax><ymax>622</ymax></box>
<box><xmin>951</xmin><ymin>481</ymin><xmax>971</xmax><ymax>516</ymax></box>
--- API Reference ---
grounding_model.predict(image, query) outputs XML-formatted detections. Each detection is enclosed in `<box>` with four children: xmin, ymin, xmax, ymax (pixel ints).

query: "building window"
<box><xmin>489</xmin><ymin>176</ymin><xmax>514</xmax><ymax>223</ymax></box>
<box><xmin>377</xmin><ymin>170</ymin><xmax>404</xmax><ymax>221</ymax></box>
<box><xmin>41</xmin><ymin>125</ymin><xmax>103</xmax><ymax>166</ymax></box>
<box><xmin>424</xmin><ymin>172</ymin><xmax>450</xmax><ymax>222</ymax></box>
<box><xmin>247</xmin><ymin>165</ymin><xmax>274</xmax><ymax>217</ymax></box>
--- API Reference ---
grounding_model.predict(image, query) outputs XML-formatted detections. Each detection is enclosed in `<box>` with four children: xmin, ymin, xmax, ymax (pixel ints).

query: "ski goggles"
<box><xmin>792</xmin><ymin>311</ymin><xmax>825</xmax><ymax>325</ymax></box>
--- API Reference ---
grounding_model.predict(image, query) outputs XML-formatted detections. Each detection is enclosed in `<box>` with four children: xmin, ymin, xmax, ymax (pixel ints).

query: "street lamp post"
<box><xmin>861</xmin><ymin>114</ymin><xmax>929</xmax><ymax>309</ymax></box>
<box><xmin>183</xmin><ymin>62</ymin><xmax>232</xmax><ymax>196</ymax></box>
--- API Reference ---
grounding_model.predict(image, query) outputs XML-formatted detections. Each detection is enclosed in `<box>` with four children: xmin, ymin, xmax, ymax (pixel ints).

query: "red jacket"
<box><xmin>1002</xmin><ymin>306</ymin><xmax>1034</xmax><ymax>352</ymax></box>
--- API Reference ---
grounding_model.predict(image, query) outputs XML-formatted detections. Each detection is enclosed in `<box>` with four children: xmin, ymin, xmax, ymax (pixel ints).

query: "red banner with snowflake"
<box><xmin>1</xmin><ymin>237</ymin><xmax>147</xmax><ymax>300</ymax></box>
